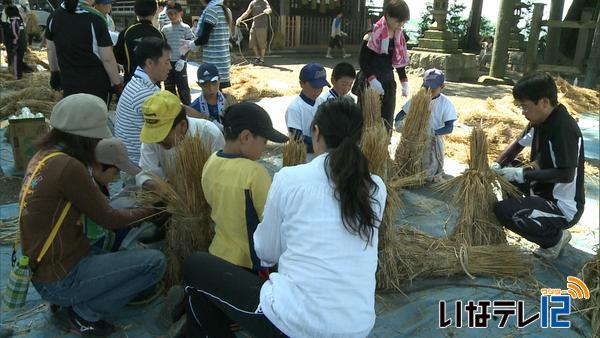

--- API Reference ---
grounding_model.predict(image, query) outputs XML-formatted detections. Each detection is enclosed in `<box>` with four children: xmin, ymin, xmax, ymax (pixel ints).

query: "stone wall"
<box><xmin>408</xmin><ymin>51</ymin><xmax>478</xmax><ymax>82</ymax></box>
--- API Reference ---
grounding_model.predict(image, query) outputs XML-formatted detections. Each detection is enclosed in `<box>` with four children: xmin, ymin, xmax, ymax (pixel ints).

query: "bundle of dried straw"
<box><xmin>138</xmin><ymin>135</ymin><xmax>213</xmax><ymax>286</ymax></box>
<box><xmin>377</xmin><ymin>226</ymin><xmax>533</xmax><ymax>290</ymax></box>
<box><xmin>282</xmin><ymin>139</ymin><xmax>306</xmax><ymax>167</ymax></box>
<box><xmin>581</xmin><ymin>252</ymin><xmax>600</xmax><ymax>337</ymax></box>
<box><xmin>0</xmin><ymin>86</ymin><xmax>62</xmax><ymax>119</ymax></box>
<box><xmin>435</xmin><ymin>127</ymin><xmax>521</xmax><ymax>246</ymax></box>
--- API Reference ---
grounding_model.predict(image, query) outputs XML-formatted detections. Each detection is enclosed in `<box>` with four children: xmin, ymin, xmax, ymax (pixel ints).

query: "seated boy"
<box><xmin>189</xmin><ymin>63</ymin><xmax>237</xmax><ymax>131</ymax></box>
<box><xmin>285</xmin><ymin>63</ymin><xmax>330</xmax><ymax>162</ymax></box>
<box><xmin>394</xmin><ymin>68</ymin><xmax>457</xmax><ymax>182</ymax></box>
<box><xmin>85</xmin><ymin>138</ymin><xmax>142</xmax><ymax>251</ymax></box>
<box><xmin>137</xmin><ymin>91</ymin><xmax>225</xmax><ymax>190</ymax></box>
<box><xmin>317</xmin><ymin>62</ymin><xmax>357</xmax><ymax>104</ymax></box>
<box><xmin>201</xmin><ymin>102</ymin><xmax>288</xmax><ymax>271</ymax></box>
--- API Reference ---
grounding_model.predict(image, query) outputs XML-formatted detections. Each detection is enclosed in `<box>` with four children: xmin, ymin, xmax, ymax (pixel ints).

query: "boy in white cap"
<box><xmin>394</xmin><ymin>68</ymin><xmax>457</xmax><ymax>182</ymax></box>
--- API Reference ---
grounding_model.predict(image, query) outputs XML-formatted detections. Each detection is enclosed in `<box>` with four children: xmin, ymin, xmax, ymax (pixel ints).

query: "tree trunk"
<box><xmin>464</xmin><ymin>0</ymin><xmax>484</xmax><ymax>52</ymax></box>
<box><xmin>544</xmin><ymin>0</ymin><xmax>565</xmax><ymax>64</ymax></box>
<box><xmin>490</xmin><ymin>0</ymin><xmax>514</xmax><ymax>78</ymax></box>
<box><xmin>583</xmin><ymin>12</ymin><xmax>600</xmax><ymax>88</ymax></box>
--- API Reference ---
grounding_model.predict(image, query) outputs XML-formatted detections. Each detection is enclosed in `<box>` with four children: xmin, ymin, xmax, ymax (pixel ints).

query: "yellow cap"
<box><xmin>140</xmin><ymin>91</ymin><xmax>183</xmax><ymax>144</ymax></box>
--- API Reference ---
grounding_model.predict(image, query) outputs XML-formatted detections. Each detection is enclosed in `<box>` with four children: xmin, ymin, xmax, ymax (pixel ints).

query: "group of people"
<box><xmin>11</xmin><ymin>0</ymin><xmax>587</xmax><ymax>337</ymax></box>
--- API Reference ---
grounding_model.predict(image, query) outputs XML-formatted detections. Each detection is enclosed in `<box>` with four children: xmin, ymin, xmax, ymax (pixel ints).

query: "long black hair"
<box><xmin>312</xmin><ymin>99</ymin><xmax>380</xmax><ymax>245</ymax></box>
<box><xmin>35</xmin><ymin>129</ymin><xmax>100</xmax><ymax>166</ymax></box>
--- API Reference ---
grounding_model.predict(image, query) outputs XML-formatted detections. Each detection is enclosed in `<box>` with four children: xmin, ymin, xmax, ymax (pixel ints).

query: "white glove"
<box><xmin>264</xmin><ymin>8</ymin><xmax>272</xmax><ymax>14</ymax></box>
<box><xmin>186</xmin><ymin>40</ymin><xmax>196</xmax><ymax>51</ymax></box>
<box><xmin>490</xmin><ymin>162</ymin><xmax>501</xmax><ymax>172</ymax></box>
<box><xmin>235</xmin><ymin>18</ymin><xmax>242</xmax><ymax>26</ymax></box>
<box><xmin>341</xmin><ymin>31</ymin><xmax>348</xmax><ymax>37</ymax></box>
<box><xmin>401</xmin><ymin>81</ymin><xmax>409</xmax><ymax>97</ymax></box>
<box><xmin>368</xmin><ymin>78</ymin><xmax>385</xmax><ymax>95</ymax></box>
<box><xmin>498</xmin><ymin>167</ymin><xmax>525</xmax><ymax>183</ymax></box>
<box><xmin>175</xmin><ymin>59</ymin><xmax>186</xmax><ymax>72</ymax></box>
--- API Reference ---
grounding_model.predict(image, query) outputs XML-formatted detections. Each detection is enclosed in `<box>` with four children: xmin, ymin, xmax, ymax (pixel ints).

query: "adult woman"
<box><xmin>181</xmin><ymin>99</ymin><xmax>387</xmax><ymax>337</ymax></box>
<box><xmin>354</xmin><ymin>0</ymin><xmax>410</xmax><ymax>129</ymax></box>
<box><xmin>46</xmin><ymin>0</ymin><xmax>122</xmax><ymax>103</ymax></box>
<box><xmin>19</xmin><ymin>94</ymin><xmax>165</xmax><ymax>336</ymax></box>
<box><xmin>187</xmin><ymin>0</ymin><xmax>232</xmax><ymax>88</ymax></box>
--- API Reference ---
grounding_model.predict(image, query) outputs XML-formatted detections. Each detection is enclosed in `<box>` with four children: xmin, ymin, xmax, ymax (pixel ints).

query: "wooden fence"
<box><xmin>279</xmin><ymin>14</ymin><xmax>367</xmax><ymax>47</ymax></box>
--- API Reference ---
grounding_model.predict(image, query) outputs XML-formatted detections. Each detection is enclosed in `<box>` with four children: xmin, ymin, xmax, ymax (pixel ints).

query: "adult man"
<box><xmin>493</xmin><ymin>72</ymin><xmax>585</xmax><ymax>259</ymax></box>
<box><xmin>114</xmin><ymin>0</ymin><xmax>164</xmax><ymax>84</ymax></box>
<box><xmin>137</xmin><ymin>91</ymin><xmax>225</xmax><ymax>190</ymax></box>
<box><xmin>236</xmin><ymin>0</ymin><xmax>271</xmax><ymax>65</ymax></box>
<box><xmin>114</xmin><ymin>37</ymin><xmax>172</xmax><ymax>164</ymax></box>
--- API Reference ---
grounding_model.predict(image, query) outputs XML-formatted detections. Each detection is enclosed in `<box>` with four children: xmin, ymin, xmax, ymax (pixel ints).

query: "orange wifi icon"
<box><xmin>565</xmin><ymin>276</ymin><xmax>590</xmax><ymax>300</ymax></box>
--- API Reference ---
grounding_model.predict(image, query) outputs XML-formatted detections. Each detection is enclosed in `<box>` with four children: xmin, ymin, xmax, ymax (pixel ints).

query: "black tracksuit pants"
<box><xmin>165</xmin><ymin>61</ymin><xmax>191</xmax><ymax>105</ymax></box>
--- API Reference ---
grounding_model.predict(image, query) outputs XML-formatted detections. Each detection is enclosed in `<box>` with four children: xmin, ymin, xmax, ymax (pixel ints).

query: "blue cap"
<box><xmin>423</xmin><ymin>68</ymin><xmax>445</xmax><ymax>89</ymax></box>
<box><xmin>299</xmin><ymin>63</ymin><xmax>330</xmax><ymax>88</ymax></box>
<box><xmin>197</xmin><ymin>63</ymin><xmax>220</xmax><ymax>83</ymax></box>
<box><xmin>95</xmin><ymin>0</ymin><xmax>113</xmax><ymax>4</ymax></box>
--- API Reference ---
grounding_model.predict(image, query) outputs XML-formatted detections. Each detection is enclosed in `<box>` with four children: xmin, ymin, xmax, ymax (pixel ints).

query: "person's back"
<box><xmin>202</xmin><ymin>4</ymin><xmax>230</xmax><ymax>85</ymax></box>
<box><xmin>116</xmin><ymin>21</ymin><xmax>163</xmax><ymax>83</ymax></box>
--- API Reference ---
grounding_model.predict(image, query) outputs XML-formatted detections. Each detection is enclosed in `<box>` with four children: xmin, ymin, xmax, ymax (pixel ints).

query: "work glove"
<box><xmin>186</xmin><ymin>40</ymin><xmax>196</xmax><ymax>51</ymax></box>
<box><xmin>49</xmin><ymin>71</ymin><xmax>61</xmax><ymax>90</ymax></box>
<box><xmin>490</xmin><ymin>162</ymin><xmax>502</xmax><ymax>172</ymax></box>
<box><xmin>264</xmin><ymin>8</ymin><xmax>272</xmax><ymax>14</ymax></box>
<box><xmin>341</xmin><ymin>31</ymin><xmax>348</xmax><ymax>37</ymax></box>
<box><xmin>235</xmin><ymin>18</ymin><xmax>242</xmax><ymax>26</ymax></box>
<box><xmin>498</xmin><ymin>167</ymin><xmax>525</xmax><ymax>183</ymax></box>
<box><xmin>175</xmin><ymin>59</ymin><xmax>186</xmax><ymax>72</ymax></box>
<box><xmin>401</xmin><ymin>81</ymin><xmax>409</xmax><ymax>97</ymax></box>
<box><xmin>368</xmin><ymin>77</ymin><xmax>385</xmax><ymax>95</ymax></box>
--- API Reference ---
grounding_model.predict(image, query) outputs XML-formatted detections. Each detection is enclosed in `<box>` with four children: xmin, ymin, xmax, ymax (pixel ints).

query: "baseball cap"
<box><xmin>423</xmin><ymin>68</ymin><xmax>445</xmax><ymax>89</ymax></box>
<box><xmin>140</xmin><ymin>91</ymin><xmax>183</xmax><ymax>144</ymax></box>
<box><xmin>95</xmin><ymin>0</ymin><xmax>112</xmax><ymax>4</ymax></box>
<box><xmin>95</xmin><ymin>138</ymin><xmax>141</xmax><ymax>175</ymax></box>
<box><xmin>197</xmin><ymin>63</ymin><xmax>220</xmax><ymax>83</ymax></box>
<box><xmin>222</xmin><ymin>102</ymin><xmax>288</xmax><ymax>143</ymax></box>
<box><xmin>299</xmin><ymin>63</ymin><xmax>330</xmax><ymax>88</ymax></box>
<box><xmin>167</xmin><ymin>2</ymin><xmax>182</xmax><ymax>11</ymax></box>
<box><xmin>50</xmin><ymin>94</ymin><xmax>112</xmax><ymax>139</ymax></box>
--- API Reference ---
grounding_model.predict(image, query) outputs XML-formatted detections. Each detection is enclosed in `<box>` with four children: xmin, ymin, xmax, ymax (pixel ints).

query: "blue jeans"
<box><xmin>33</xmin><ymin>247</ymin><xmax>166</xmax><ymax>321</ymax></box>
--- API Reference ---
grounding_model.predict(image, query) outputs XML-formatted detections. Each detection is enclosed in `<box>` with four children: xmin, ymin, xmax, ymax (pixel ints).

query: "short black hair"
<box><xmin>513</xmin><ymin>72</ymin><xmax>558</xmax><ymax>106</ymax></box>
<box><xmin>384</xmin><ymin>0</ymin><xmax>410</xmax><ymax>22</ymax></box>
<box><xmin>134</xmin><ymin>0</ymin><xmax>157</xmax><ymax>17</ymax></box>
<box><xmin>4</xmin><ymin>5</ymin><xmax>20</xmax><ymax>17</ymax></box>
<box><xmin>135</xmin><ymin>37</ymin><xmax>171</xmax><ymax>69</ymax></box>
<box><xmin>170</xmin><ymin>108</ymin><xmax>187</xmax><ymax>130</ymax></box>
<box><xmin>332</xmin><ymin>62</ymin><xmax>356</xmax><ymax>81</ymax></box>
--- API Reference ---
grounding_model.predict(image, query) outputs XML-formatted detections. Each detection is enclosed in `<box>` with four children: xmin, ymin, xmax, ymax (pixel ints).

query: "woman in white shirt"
<box><xmin>181</xmin><ymin>99</ymin><xmax>387</xmax><ymax>338</ymax></box>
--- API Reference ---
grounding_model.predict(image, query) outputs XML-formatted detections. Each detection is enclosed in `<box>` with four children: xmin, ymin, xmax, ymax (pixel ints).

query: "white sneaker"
<box><xmin>343</xmin><ymin>53</ymin><xmax>352</xmax><ymax>58</ymax></box>
<box><xmin>534</xmin><ymin>230</ymin><xmax>572</xmax><ymax>259</ymax></box>
<box><xmin>325</xmin><ymin>54</ymin><xmax>333</xmax><ymax>59</ymax></box>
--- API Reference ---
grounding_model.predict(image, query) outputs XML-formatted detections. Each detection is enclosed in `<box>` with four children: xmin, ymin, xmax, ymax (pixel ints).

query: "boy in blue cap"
<box><xmin>394</xmin><ymin>68</ymin><xmax>457</xmax><ymax>182</ymax></box>
<box><xmin>189</xmin><ymin>63</ymin><xmax>237</xmax><ymax>131</ymax></box>
<box><xmin>285</xmin><ymin>62</ymin><xmax>330</xmax><ymax>162</ymax></box>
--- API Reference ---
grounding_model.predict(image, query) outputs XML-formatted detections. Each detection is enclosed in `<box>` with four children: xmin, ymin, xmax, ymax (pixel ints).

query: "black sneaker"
<box><xmin>54</xmin><ymin>307</ymin><xmax>116</xmax><ymax>337</ymax></box>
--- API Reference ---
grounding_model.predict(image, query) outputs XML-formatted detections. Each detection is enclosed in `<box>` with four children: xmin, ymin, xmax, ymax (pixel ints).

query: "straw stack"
<box><xmin>282</xmin><ymin>139</ymin><xmax>306</xmax><ymax>167</ymax></box>
<box><xmin>0</xmin><ymin>86</ymin><xmax>62</xmax><ymax>119</ymax></box>
<box><xmin>393</xmin><ymin>87</ymin><xmax>431</xmax><ymax>185</ymax></box>
<box><xmin>377</xmin><ymin>226</ymin><xmax>533</xmax><ymax>290</ymax></box>
<box><xmin>581</xmin><ymin>252</ymin><xmax>600</xmax><ymax>337</ymax></box>
<box><xmin>138</xmin><ymin>135</ymin><xmax>213</xmax><ymax>287</ymax></box>
<box><xmin>435</xmin><ymin>127</ymin><xmax>521</xmax><ymax>246</ymax></box>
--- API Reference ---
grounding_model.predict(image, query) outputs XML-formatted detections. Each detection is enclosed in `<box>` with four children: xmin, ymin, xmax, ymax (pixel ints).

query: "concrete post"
<box><xmin>583</xmin><ymin>12</ymin><xmax>600</xmax><ymax>89</ymax></box>
<box><xmin>489</xmin><ymin>0</ymin><xmax>514</xmax><ymax>78</ymax></box>
<box><xmin>544</xmin><ymin>0</ymin><xmax>565</xmax><ymax>64</ymax></box>
<box><xmin>525</xmin><ymin>3</ymin><xmax>545</xmax><ymax>73</ymax></box>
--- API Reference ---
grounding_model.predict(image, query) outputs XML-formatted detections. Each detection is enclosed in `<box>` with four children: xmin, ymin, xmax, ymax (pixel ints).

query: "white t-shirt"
<box><xmin>285</xmin><ymin>95</ymin><xmax>318</xmax><ymax>138</ymax></box>
<box><xmin>254</xmin><ymin>153</ymin><xmax>387</xmax><ymax>338</ymax></box>
<box><xmin>136</xmin><ymin>117</ymin><xmax>225</xmax><ymax>186</ymax></box>
<box><xmin>316</xmin><ymin>88</ymin><xmax>358</xmax><ymax>105</ymax></box>
<box><xmin>401</xmin><ymin>93</ymin><xmax>457</xmax><ymax>130</ymax></box>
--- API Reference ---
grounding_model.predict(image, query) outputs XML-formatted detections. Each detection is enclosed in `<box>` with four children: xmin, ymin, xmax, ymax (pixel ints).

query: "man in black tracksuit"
<box><xmin>114</xmin><ymin>0</ymin><xmax>165</xmax><ymax>85</ymax></box>
<box><xmin>492</xmin><ymin>72</ymin><xmax>585</xmax><ymax>260</ymax></box>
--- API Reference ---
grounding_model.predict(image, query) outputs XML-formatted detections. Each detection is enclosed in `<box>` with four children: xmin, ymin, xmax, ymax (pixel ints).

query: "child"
<box><xmin>201</xmin><ymin>102</ymin><xmax>288</xmax><ymax>272</ymax></box>
<box><xmin>85</xmin><ymin>138</ymin><xmax>142</xmax><ymax>251</ymax></box>
<box><xmin>161</xmin><ymin>2</ymin><xmax>195</xmax><ymax>104</ymax></box>
<box><xmin>5</xmin><ymin>5</ymin><xmax>26</xmax><ymax>79</ymax></box>
<box><xmin>317</xmin><ymin>62</ymin><xmax>357</xmax><ymax>104</ymax></box>
<box><xmin>394</xmin><ymin>68</ymin><xmax>456</xmax><ymax>182</ymax></box>
<box><xmin>325</xmin><ymin>11</ymin><xmax>350</xmax><ymax>59</ymax></box>
<box><xmin>189</xmin><ymin>63</ymin><xmax>237</xmax><ymax>131</ymax></box>
<box><xmin>285</xmin><ymin>63</ymin><xmax>330</xmax><ymax>161</ymax></box>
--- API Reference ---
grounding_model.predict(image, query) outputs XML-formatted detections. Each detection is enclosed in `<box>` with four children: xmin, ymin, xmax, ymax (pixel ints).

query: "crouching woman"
<box><xmin>19</xmin><ymin>94</ymin><xmax>166</xmax><ymax>336</ymax></box>
<box><xmin>181</xmin><ymin>98</ymin><xmax>387</xmax><ymax>337</ymax></box>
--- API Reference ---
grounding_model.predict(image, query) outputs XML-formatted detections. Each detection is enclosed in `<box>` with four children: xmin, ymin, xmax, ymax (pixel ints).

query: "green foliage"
<box><xmin>446</xmin><ymin>1</ymin><xmax>468</xmax><ymax>42</ymax></box>
<box><xmin>480</xmin><ymin>16</ymin><xmax>495</xmax><ymax>38</ymax></box>
<box><xmin>418</xmin><ymin>1</ymin><xmax>433</xmax><ymax>37</ymax></box>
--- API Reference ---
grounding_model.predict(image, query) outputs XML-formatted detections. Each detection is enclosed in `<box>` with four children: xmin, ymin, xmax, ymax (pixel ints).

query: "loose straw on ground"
<box><xmin>377</xmin><ymin>226</ymin><xmax>533</xmax><ymax>291</ymax></box>
<box><xmin>581</xmin><ymin>252</ymin><xmax>600</xmax><ymax>337</ymax></box>
<box><xmin>282</xmin><ymin>139</ymin><xmax>306</xmax><ymax>167</ymax></box>
<box><xmin>0</xmin><ymin>86</ymin><xmax>62</xmax><ymax>119</ymax></box>
<box><xmin>137</xmin><ymin>135</ymin><xmax>213</xmax><ymax>287</ymax></box>
<box><xmin>435</xmin><ymin>127</ymin><xmax>521</xmax><ymax>246</ymax></box>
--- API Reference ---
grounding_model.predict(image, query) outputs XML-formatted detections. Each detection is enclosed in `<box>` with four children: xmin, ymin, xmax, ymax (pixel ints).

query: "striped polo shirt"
<box><xmin>161</xmin><ymin>22</ymin><xmax>195</xmax><ymax>61</ymax></box>
<box><xmin>202</xmin><ymin>5</ymin><xmax>230</xmax><ymax>83</ymax></box>
<box><xmin>114</xmin><ymin>67</ymin><xmax>160</xmax><ymax>164</ymax></box>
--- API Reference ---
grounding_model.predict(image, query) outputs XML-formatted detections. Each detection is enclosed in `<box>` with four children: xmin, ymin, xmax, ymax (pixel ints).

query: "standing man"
<box><xmin>492</xmin><ymin>72</ymin><xmax>585</xmax><ymax>260</ymax></box>
<box><xmin>157</xmin><ymin>0</ymin><xmax>172</xmax><ymax>29</ymax></box>
<box><xmin>94</xmin><ymin>0</ymin><xmax>116</xmax><ymax>32</ymax></box>
<box><xmin>236</xmin><ymin>0</ymin><xmax>271</xmax><ymax>65</ymax></box>
<box><xmin>325</xmin><ymin>11</ymin><xmax>350</xmax><ymax>59</ymax></box>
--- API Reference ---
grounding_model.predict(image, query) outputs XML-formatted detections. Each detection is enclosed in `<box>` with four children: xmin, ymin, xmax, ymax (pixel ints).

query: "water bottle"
<box><xmin>3</xmin><ymin>256</ymin><xmax>31</xmax><ymax>309</ymax></box>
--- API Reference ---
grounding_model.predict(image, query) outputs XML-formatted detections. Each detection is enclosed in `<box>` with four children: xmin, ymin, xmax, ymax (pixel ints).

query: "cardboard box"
<box><xmin>8</xmin><ymin>118</ymin><xmax>49</xmax><ymax>171</ymax></box>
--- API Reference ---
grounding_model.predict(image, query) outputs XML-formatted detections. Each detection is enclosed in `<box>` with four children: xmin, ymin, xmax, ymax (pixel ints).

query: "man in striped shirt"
<box><xmin>114</xmin><ymin>37</ymin><xmax>172</xmax><ymax>164</ymax></box>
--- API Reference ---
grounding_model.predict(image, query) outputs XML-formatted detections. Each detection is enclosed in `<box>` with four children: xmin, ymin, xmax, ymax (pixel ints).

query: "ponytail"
<box><xmin>313</xmin><ymin>99</ymin><xmax>380</xmax><ymax>244</ymax></box>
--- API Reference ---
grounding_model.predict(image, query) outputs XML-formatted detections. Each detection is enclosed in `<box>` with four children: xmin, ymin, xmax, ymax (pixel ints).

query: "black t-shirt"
<box><xmin>114</xmin><ymin>19</ymin><xmax>165</xmax><ymax>84</ymax></box>
<box><xmin>46</xmin><ymin>8</ymin><xmax>112</xmax><ymax>89</ymax></box>
<box><xmin>520</xmin><ymin>104</ymin><xmax>585</xmax><ymax>222</ymax></box>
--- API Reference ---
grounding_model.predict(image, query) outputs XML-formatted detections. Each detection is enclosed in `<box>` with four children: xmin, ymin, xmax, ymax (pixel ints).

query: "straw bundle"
<box><xmin>226</xmin><ymin>65</ymin><xmax>292</xmax><ymax>101</ymax></box>
<box><xmin>361</xmin><ymin>87</ymin><xmax>382</xmax><ymax>129</ymax></box>
<box><xmin>359</xmin><ymin>87</ymin><xmax>390</xmax><ymax>178</ymax></box>
<box><xmin>581</xmin><ymin>252</ymin><xmax>600</xmax><ymax>337</ymax></box>
<box><xmin>0</xmin><ymin>70</ymin><xmax>50</xmax><ymax>90</ymax></box>
<box><xmin>377</xmin><ymin>226</ymin><xmax>532</xmax><ymax>290</ymax></box>
<box><xmin>393</xmin><ymin>87</ymin><xmax>431</xmax><ymax>185</ymax></box>
<box><xmin>435</xmin><ymin>127</ymin><xmax>521</xmax><ymax>246</ymax></box>
<box><xmin>0</xmin><ymin>86</ymin><xmax>62</xmax><ymax>119</ymax></box>
<box><xmin>138</xmin><ymin>135</ymin><xmax>213</xmax><ymax>287</ymax></box>
<box><xmin>282</xmin><ymin>139</ymin><xmax>306</xmax><ymax>167</ymax></box>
